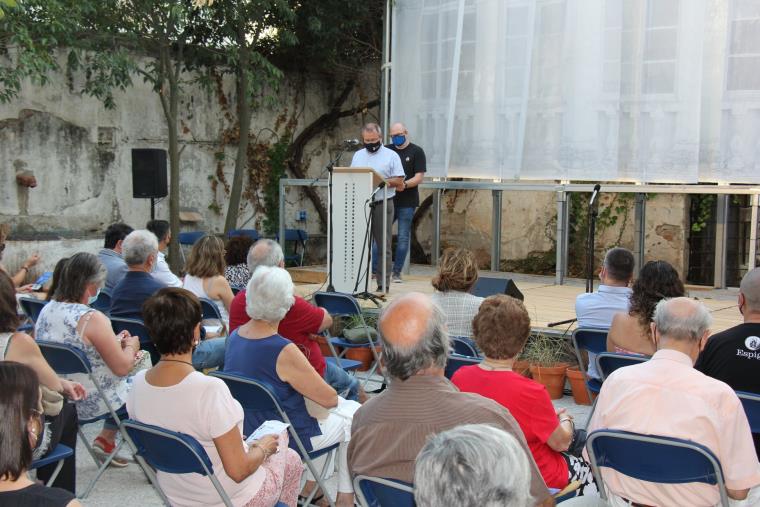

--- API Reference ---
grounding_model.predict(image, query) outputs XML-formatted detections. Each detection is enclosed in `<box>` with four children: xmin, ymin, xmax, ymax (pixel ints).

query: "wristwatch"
<box><xmin>403</xmin><ymin>180</ymin><xmax>407</xmax><ymax>189</ymax></box>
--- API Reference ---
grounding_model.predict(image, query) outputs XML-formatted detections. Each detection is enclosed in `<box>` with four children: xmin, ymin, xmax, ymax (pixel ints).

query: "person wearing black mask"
<box><xmin>350</xmin><ymin>123</ymin><xmax>405</xmax><ymax>292</ymax></box>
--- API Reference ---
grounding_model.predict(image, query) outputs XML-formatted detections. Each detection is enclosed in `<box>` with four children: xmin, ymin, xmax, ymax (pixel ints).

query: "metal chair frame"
<box><xmin>354</xmin><ymin>475</ymin><xmax>415</xmax><ymax>507</ymax></box>
<box><xmin>29</xmin><ymin>443</ymin><xmax>74</xmax><ymax>487</ymax></box>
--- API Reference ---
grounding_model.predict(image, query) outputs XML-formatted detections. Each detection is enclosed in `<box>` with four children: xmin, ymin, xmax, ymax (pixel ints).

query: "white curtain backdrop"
<box><xmin>391</xmin><ymin>0</ymin><xmax>760</xmax><ymax>183</ymax></box>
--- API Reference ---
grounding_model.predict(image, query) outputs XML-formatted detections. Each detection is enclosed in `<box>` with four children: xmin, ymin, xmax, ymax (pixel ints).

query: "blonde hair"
<box><xmin>185</xmin><ymin>235</ymin><xmax>226</xmax><ymax>278</ymax></box>
<box><xmin>431</xmin><ymin>248</ymin><xmax>479</xmax><ymax>292</ymax></box>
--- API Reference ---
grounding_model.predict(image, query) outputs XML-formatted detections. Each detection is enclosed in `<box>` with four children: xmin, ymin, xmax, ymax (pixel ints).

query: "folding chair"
<box><xmin>595</xmin><ymin>352</ymin><xmax>648</xmax><ymax>381</ymax></box>
<box><xmin>571</xmin><ymin>328</ymin><xmax>608</xmax><ymax>399</ymax></box>
<box><xmin>199</xmin><ymin>297</ymin><xmax>224</xmax><ymax>321</ymax></box>
<box><xmin>209</xmin><ymin>371</ymin><xmax>340</xmax><ymax>507</ymax></box>
<box><xmin>472</xmin><ymin>276</ymin><xmax>524</xmax><ymax>300</ymax></box>
<box><xmin>19</xmin><ymin>296</ymin><xmax>48</xmax><ymax>324</ymax></box>
<box><xmin>121</xmin><ymin>419</ymin><xmax>234</xmax><ymax>507</ymax></box>
<box><xmin>178</xmin><ymin>231</ymin><xmax>206</xmax><ymax>263</ymax></box>
<box><xmin>277</xmin><ymin>229</ymin><xmax>307</xmax><ymax>266</ymax></box>
<box><xmin>36</xmin><ymin>340</ymin><xmax>137</xmax><ymax>499</ymax></box>
<box><xmin>586</xmin><ymin>429</ymin><xmax>730</xmax><ymax>507</ymax></box>
<box><xmin>227</xmin><ymin>228</ymin><xmax>260</xmax><ymax>241</ymax></box>
<box><xmin>313</xmin><ymin>292</ymin><xmax>386</xmax><ymax>389</ymax></box>
<box><xmin>444</xmin><ymin>353</ymin><xmax>482</xmax><ymax>379</ymax></box>
<box><xmin>736</xmin><ymin>391</ymin><xmax>760</xmax><ymax>434</ymax></box>
<box><xmin>354</xmin><ymin>475</ymin><xmax>415</xmax><ymax>507</ymax></box>
<box><xmin>90</xmin><ymin>288</ymin><xmax>112</xmax><ymax>314</ymax></box>
<box><xmin>110</xmin><ymin>316</ymin><xmax>160</xmax><ymax>366</ymax></box>
<box><xmin>29</xmin><ymin>444</ymin><xmax>74</xmax><ymax>487</ymax></box>
<box><xmin>230</xmin><ymin>284</ymin><xmax>244</xmax><ymax>296</ymax></box>
<box><xmin>451</xmin><ymin>336</ymin><xmax>479</xmax><ymax>357</ymax></box>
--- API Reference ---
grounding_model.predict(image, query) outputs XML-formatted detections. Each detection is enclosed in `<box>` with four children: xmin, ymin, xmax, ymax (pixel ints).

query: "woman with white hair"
<box><xmin>223</xmin><ymin>266</ymin><xmax>359</xmax><ymax>507</ymax></box>
<box><xmin>414</xmin><ymin>424</ymin><xmax>535</xmax><ymax>507</ymax></box>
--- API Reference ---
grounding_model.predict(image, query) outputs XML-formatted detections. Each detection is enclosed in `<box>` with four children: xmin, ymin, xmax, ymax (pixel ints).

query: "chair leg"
<box><xmin>301</xmin><ymin>449</ymin><xmax>338</xmax><ymax>507</ymax></box>
<box><xmin>79</xmin><ymin>439</ymin><xmax>125</xmax><ymax>499</ymax></box>
<box><xmin>38</xmin><ymin>459</ymin><xmax>65</xmax><ymax>487</ymax></box>
<box><xmin>584</xmin><ymin>396</ymin><xmax>599</xmax><ymax>430</ymax></box>
<box><xmin>78</xmin><ymin>427</ymin><xmax>100</xmax><ymax>465</ymax></box>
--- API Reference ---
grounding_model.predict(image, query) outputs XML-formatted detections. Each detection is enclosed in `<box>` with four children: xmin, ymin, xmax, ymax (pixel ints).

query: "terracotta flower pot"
<box><xmin>513</xmin><ymin>360</ymin><xmax>532</xmax><ymax>378</ymax></box>
<box><xmin>345</xmin><ymin>346</ymin><xmax>382</xmax><ymax>372</ymax></box>
<box><xmin>529</xmin><ymin>363</ymin><xmax>568</xmax><ymax>400</ymax></box>
<box><xmin>315</xmin><ymin>335</ymin><xmax>338</xmax><ymax>358</ymax></box>
<box><xmin>566</xmin><ymin>366</ymin><xmax>592</xmax><ymax>405</ymax></box>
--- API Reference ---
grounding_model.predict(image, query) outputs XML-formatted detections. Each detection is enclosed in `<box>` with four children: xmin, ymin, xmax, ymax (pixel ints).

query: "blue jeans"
<box><xmin>323</xmin><ymin>361</ymin><xmax>360</xmax><ymax>401</ymax></box>
<box><xmin>102</xmin><ymin>404</ymin><xmax>129</xmax><ymax>432</ymax></box>
<box><xmin>192</xmin><ymin>337</ymin><xmax>226</xmax><ymax>370</ymax></box>
<box><xmin>372</xmin><ymin>205</ymin><xmax>415</xmax><ymax>276</ymax></box>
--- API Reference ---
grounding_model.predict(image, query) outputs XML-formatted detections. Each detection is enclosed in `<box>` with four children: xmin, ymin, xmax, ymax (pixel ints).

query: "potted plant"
<box><xmin>520</xmin><ymin>332</ymin><xmax>574</xmax><ymax>399</ymax></box>
<box><xmin>342</xmin><ymin>312</ymin><xmax>382</xmax><ymax>372</ymax></box>
<box><xmin>566</xmin><ymin>365</ymin><xmax>592</xmax><ymax>405</ymax></box>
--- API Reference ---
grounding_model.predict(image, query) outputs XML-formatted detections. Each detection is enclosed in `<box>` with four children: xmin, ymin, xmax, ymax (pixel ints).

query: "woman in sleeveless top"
<box><xmin>34</xmin><ymin>253</ymin><xmax>142</xmax><ymax>467</ymax></box>
<box><xmin>224</xmin><ymin>266</ymin><xmax>360</xmax><ymax>507</ymax></box>
<box><xmin>607</xmin><ymin>260</ymin><xmax>685</xmax><ymax>356</ymax></box>
<box><xmin>183</xmin><ymin>235</ymin><xmax>234</xmax><ymax>328</ymax></box>
<box><xmin>0</xmin><ymin>362</ymin><xmax>80</xmax><ymax>507</ymax></box>
<box><xmin>0</xmin><ymin>271</ymin><xmax>84</xmax><ymax>493</ymax></box>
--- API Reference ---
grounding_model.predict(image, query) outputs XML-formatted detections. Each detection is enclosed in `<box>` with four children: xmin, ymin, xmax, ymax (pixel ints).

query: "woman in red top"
<box><xmin>451</xmin><ymin>295</ymin><xmax>597</xmax><ymax>496</ymax></box>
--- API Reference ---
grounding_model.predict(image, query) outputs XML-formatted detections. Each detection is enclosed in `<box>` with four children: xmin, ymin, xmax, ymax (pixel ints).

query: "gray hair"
<box><xmin>653</xmin><ymin>297</ymin><xmax>712</xmax><ymax>342</ymax></box>
<box><xmin>414</xmin><ymin>424</ymin><xmax>535</xmax><ymax>507</ymax></box>
<box><xmin>122</xmin><ymin>230</ymin><xmax>159</xmax><ymax>266</ymax></box>
<box><xmin>740</xmin><ymin>267</ymin><xmax>760</xmax><ymax>312</ymax></box>
<box><xmin>247</xmin><ymin>239</ymin><xmax>284</xmax><ymax>273</ymax></box>
<box><xmin>378</xmin><ymin>299</ymin><xmax>450</xmax><ymax>380</ymax></box>
<box><xmin>245</xmin><ymin>266</ymin><xmax>294</xmax><ymax>322</ymax></box>
<box><xmin>361</xmin><ymin>122</ymin><xmax>382</xmax><ymax>136</ymax></box>
<box><xmin>55</xmin><ymin>252</ymin><xmax>107</xmax><ymax>303</ymax></box>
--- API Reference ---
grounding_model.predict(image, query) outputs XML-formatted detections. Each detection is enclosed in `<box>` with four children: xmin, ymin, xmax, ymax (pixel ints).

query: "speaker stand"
<box><xmin>150</xmin><ymin>198</ymin><xmax>156</xmax><ymax>220</ymax></box>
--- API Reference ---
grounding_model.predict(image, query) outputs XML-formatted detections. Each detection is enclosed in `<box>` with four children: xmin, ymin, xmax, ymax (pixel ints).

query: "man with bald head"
<box><xmin>347</xmin><ymin>293</ymin><xmax>552</xmax><ymax>505</ymax></box>
<box><xmin>697</xmin><ymin>267</ymin><xmax>760</xmax><ymax>457</ymax></box>
<box><xmin>587</xmin><ymin>297</ymin><xmax>760</xmax><ymax>506</ymax></box>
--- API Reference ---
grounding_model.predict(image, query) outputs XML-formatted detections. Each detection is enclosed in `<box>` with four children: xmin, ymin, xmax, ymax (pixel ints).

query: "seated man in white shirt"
<box><xmin>574</xmin><ymin>247</ymin><xmax>634</xmax><ymax>378</ymax></box>
<box><xmin>146</xmin><ymin>219</ymin><xmax>182</xmax><ymax>288</ymax></box>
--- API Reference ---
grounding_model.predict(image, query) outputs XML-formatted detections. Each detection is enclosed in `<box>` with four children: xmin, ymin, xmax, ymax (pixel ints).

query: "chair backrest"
<box><xmin>178</xmin><ymin>231</ymin><xmax>206</xmax><ymax>245</ymax></box>
<box><xmin>208</xmin><ymin>371</ymin><xmax>281</xmax><ymax>414</ymax></box>
<box><xmin>230</xmin><ymin>285</ymin><xmax>243</xmax><ymax>296</ymax></box>
<box><xmin>122</xmin><ymin>419</ymin><xmax>214</xmax><ymax>475</ymax></box>
<box><xmin>314</xmin><ymin>292</ymin><xmax>362</xmax><ymax>317</ymax></box>
<box><xmin>471</xmin><ymin>276</ymin><xmax>524</xmax><ymax>300</ymax></box>
<box><xmin>444</xmin><ymin>353</ymin><xmax>482</xmax><ymax>379</ymax></box>
<box><xmin>736</xmin><ymin>391</ymin><xmax>760</xmax><ymax>434</ymax></box>
<box><xmin>595</xmin><ymin>352</ymin><xmax>648</xmax><ymax>381</ymax></box>
<box><xmin>227</xmin><ymin>229</ymin><xmax>259</xmax><ymax>241</ymax></box>
<box><xmin>36</xmin><ymin>340</ymin><xmax>92</xmax><ymax>375</ymax></box>
<box><xmin>199</xmin><ymin>298</ymin><xmax>223</xmax><ymax>321</ymax></box>
<box><xmin>110</xmin><ymin>317</ymin><xmax>160</xmax><ymax>365</ymax></box>
<box><xmin>586</xmin><ymin>429</ymin><xmax>729</xmax><ymax>507</ymax></box>
<box><xmin>284</xmin><ymin>229</ymin><xmax>306</xmax><ymax>242</ymax></box>
<box><xmin>354</xmin><ymin>475</ymin><xmax>415</xmax><ymax>507</ymax></box>
<box><xmin>451</xmin><ymin>336</ymin><xmax>479</xmax><ymax>357</ymax></box>
<box><xmin>571</xmin><ymin>328</ymin><xmax>608</xmax><ymax>373</ymax></box>
<box><xmin>18</xmin><ymin>296</ymin><xmax>48</xmax><ymax>323</ymax></box>
<box><xmin>90</xmin><ymin>288</ymin><xmax>112</xmax><ymax>314</ymax></box>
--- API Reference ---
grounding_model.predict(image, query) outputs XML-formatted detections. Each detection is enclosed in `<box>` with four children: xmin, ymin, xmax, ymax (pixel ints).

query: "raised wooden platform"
<box><xmin>289</xmin><ymin>266</ymin><xmax>742</xmax><ymax>333</ymax></box>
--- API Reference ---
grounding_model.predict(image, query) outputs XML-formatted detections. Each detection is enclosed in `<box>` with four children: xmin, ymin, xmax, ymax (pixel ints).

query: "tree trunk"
<box><xmin>165</xmin><ymin>48</ymin><xmax>182</xmax><ymax>272</ymax></box>
<box><xmin>411</xmin><ymin>194</ymin><xmax>433</xmax><ymax>264</ymax></box>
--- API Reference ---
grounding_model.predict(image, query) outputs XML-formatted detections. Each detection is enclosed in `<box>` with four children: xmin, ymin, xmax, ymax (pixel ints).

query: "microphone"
<box><xmin>343</xmin><ymin>139</ymin><xmax>361</xmax><ymax>146</ymax></box>
<box><xmin>589</xmin><ymin>183</ymin><xmax>601</xmax><ymax>207</ymax></box>
<box><xmin>367</xmin><ymin>181</ymin><xmax>387</xmax><ymax>203</ymax></box>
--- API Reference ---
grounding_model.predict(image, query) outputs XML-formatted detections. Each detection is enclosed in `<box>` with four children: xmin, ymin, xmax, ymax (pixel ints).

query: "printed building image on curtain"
<box><xmin>390</xmin><ymin>0</ymin><xmax>760</xmax><ymax>183</ymax></box>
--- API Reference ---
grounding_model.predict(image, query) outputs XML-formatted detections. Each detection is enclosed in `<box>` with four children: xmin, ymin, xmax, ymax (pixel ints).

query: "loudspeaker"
<box><xmin>472</xmin><ymin>276</ymin><xmax>524</xmax><ymax>301</ymax></box>
<box><xmin>131</xmin><ymin>149</ymin><xmax>168</xmax><ymax>198</ymax></box>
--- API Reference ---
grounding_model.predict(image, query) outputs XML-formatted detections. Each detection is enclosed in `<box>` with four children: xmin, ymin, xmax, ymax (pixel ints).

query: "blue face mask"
<box><xmin>87</xmin><ymin>288</ymin><xmax>101</xmax><ymax>306</ymax></box>
<box><xmin>391</xmin><ymin>134</ymin><xmax>406</xmax><ymax>147</ymax></box>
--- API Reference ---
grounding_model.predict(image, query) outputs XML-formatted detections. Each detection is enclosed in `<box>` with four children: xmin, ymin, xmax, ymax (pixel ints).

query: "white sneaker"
<box><xmin>392</xmin><ymin>274</ymin><xmax>403</xmax><ymax>284</ymax></box>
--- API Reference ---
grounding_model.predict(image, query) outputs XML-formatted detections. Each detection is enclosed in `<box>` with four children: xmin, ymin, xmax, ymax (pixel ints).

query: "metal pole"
<box><xmin>382</xmin><ymin>187</ymin><xmax>388</xmax><ymax>293</ymax></box>
<box><xmin>491</xmin><ymin>190</ymin><xmax>503</xmax><ymax>272</ymax></box>
<box><xmin>555</xmin><ymin>190</ymin><xmax>568</xmax><ymax>285</ymax></box>
<box><xmin>634</xmin><ymin>193</ymin><xmax>647</xmax><ymax>274</ymax></box>
<box><xmin>278</xmin><ymin>179</ymin><xmax>286</xmax><ymax>251</ymax></box>
<box><xmin>749</xmin><ymin>193</ymin><xmax>759</xmax><ymax>270</ymax></box>
<box><xmin>714</xmin><ymin>194</ymin><xmax>728</xmax><ymax>289</ymax></box>
<box><xmin>431</xmin><ymin>189</ymin><xmax>442</xmax><ymax>266</ymax></box>
<box><xmin>381</xmin><ymin>0</ymin><xmax>392</xmax><ymax>140</ymax></box>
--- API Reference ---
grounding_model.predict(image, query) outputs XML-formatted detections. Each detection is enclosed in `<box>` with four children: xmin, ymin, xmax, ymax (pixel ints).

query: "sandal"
<box><xmin>298</xmin><ymin>491</ymin><xmax>325</xmax><ymax>506</ymax></box>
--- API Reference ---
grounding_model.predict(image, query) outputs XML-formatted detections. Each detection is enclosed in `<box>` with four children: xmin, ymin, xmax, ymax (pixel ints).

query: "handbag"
<box><xmin>129</xmin><ymin>350</ymin><xmax>153</xmax><ymax>376</ymax></box>
<box><xmin>40</xmin><ymin>384</ymin><xmax>64</xmax><ymax>417</ymax></box>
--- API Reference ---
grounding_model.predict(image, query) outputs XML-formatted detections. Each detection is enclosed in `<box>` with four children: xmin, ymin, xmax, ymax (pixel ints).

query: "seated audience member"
<box><xmin>225</xmin><ymin>235</ymin><xmax>254</xmax><ymax>289</ymax></box>
<box><xmin>415</xmin><ymin>424</ymin><xmax>536</xmax><ymax>507</ymax></box>
<box><xmin>229</xmin><ymin>239</ymin><xmax>365</xmax><ymax>402</ymax></box>
<box><xmin>575</xmin><ymin>247</ymin><xmax>634</xmax><ymax>378</ymax></box>
<box><xmin>97</xmin><ymin>223</ymin><xmax>133</xmax><ymax>291</ymax></box>
<box><xmin>35</xmin><ymin>252</ymin><xmax>141</xmax><ymax>467</ymax></box>
<box><xmin>45</xmin><ymin>257</ymin><xmax>69</xmax><ymax>301</ymax></box>
<box><xmin>183</xmin><ymin>235</ymin><xmax>234</xmax><ymax>328</ymax></box>
<box><xmin>129</xmin><ymin>288</ymin><xmax>302</xmax><ymax>507</ymax></box>
<box><xmin>110</xmin><ymin>230</ymin><xmax>165</xmax><ymax>320</ymax></box>
<box><xmin>1</xmin><ymin>272</ymin><xmax>84</xmax><ymax>494</ymax></box>
<box><xmin>430</xmin><ymin>247</ymin><xmax>483</xmax><ymax>339</ymax></box>
<box><xmin>606</xmin><ymin>260</ymin><xmax>684</xmax><ymax>356</ymax></box>
<box><xmin>0</xmin><ymin>224</ymin><xmax>41</xmax><ymax>290</ymax></box>
<box><xmin>348</xmin><ymin>292</ymin><xmax>551</xmax><ymax>506</ymax></box>
<box><xmin>453</xmin><ymin>295</ymin><xmax>596</xmax><ymax>496</ymax></box>
<box><xmin>697</xmin><ymin>266</ymin><xmax>760</xmax><ymax>458</ymax></box>
<box><xmin>146</xmin><ymin>220</ymin><xmax>181</xmax><ymax>288</ymax></box>
<box><xmin>587</xmin><ymin>297</ymin><xmax>760</xmax><ymax>506</ymax></box>
<box><xmin>224</xmin><ymin>266</ymin><xmax>360</xmax><ymax>507</ymax></box>
<box><xmin>0</xmin><ymin>362</ymin><xmax>80</xmax><ymax>507</ymax></box>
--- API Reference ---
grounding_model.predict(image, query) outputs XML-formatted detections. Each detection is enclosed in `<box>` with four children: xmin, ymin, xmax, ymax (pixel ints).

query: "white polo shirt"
<box><xmin>351</xmin><ymin>146</ymin><xmax>405</xmax><ymax>201</ymax></box>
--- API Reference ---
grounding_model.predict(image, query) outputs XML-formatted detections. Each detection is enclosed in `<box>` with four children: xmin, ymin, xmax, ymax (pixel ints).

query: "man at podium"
<box><xmin>351</xmin><ymin>123</ymin><xmax>405</xmax><ymax>292</ymax></box>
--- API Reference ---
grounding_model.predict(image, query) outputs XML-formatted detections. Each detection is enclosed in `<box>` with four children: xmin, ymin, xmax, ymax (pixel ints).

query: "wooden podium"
<box><xmin>328</xmin><ymin>167</ymin><xmax>386</xmax><ymax>294</ymax></box>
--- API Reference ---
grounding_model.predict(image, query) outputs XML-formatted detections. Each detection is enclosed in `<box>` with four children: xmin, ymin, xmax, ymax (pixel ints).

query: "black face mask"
<box><xmin>364</xmin><ymin>141</ymin><xmax>382</xmax><ymax>153</ymax></box>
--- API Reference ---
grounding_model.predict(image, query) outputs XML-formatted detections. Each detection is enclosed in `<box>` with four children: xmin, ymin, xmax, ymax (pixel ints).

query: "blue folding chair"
<box><xmin>90</xmin><ymin>288</ymin><xmax>112</xmax><ymax>314</ymax></box>
<box><xmin>472</xmin><ymin>276</ymin><xmax>524</xmax><ymax>300</ymax></box>
<box><xmin>30</xmin><ymin>444</ymin><xmax>74</xmax><ymax>487</ymax></box>
<box><xmin>121</xmin><ymin>419</ymin><xmax>234</xmax><ymax>507</ymax></box>
<box><xmin>276</xmin><ymin>229</ymin><xmax>307</xmax><ymax>266</ymax></box>
<box><xmin>19</xmin><ymin>296</ymin><xmax>48</xmax><ymax>324</ymax></box>
<box><xmin>110</xmin><ymin>316</ymin><xmax>160</xmax><ymax>366</ymax></box>
<box><xmin>451</xmin><ymin>336</ymin><xmax>479</xmax><ymax>357</ymax></box>
<box><xmin>595</xmin><ymin>352</ymin><xmax>648</xmax><ymax>381</ymax></box>
<box><xmin>571</xmin><ymin>328</ymin><xmax>608</xmax><ymax>399</ymax></box>
<box><xmin>586</xmin><ymin>429</ymin><xmax>730</xmax><ymax>507</ymax></box>
<box><xmin>444</xmin><ymin>353</ymin><xmax>482</xmax><ymax>379</ymax></box>
<box><xmin>314</xmin><ymin>292</ymin><xmax>385</xmax><ymax>388</ymax></box>
<box><xmin>227</xmin><ymin>228</ymin><xmax>260</xmax><ymax>241</ymax></box>
<box><xmin>209</xmin><ymin>371</ymin><xmax>340</xmax><ymax>507</ymax></box>
<box><xmin>736</xmin><ymin>391</ymin><xmax>760</xmax><ymax>434</ymax></box>
<box><xmin>199</xmin><ymin>297</ymin><xmax>224</xmax><ymax>321</ymax></box>
<box><xmin>178</xmin><ymin>231</ymin><xmax>206</xmax><ymax>245</ymax></box>
<box><xmin>354</xmin><ymin>475</ymin><xmax>415</xmax><ymax>507</ymax></box>
<box><xmin>36</xmin><ymin>341</ymin><xmax>137</xmax><ymax>498</ymax></box>
<box><xmin>230</xmin><ymin>285</ymin><xmax>244</xmax><ymax>296</ymax></box>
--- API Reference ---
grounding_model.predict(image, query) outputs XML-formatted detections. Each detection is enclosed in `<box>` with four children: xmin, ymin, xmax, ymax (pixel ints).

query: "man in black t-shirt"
<box><xmin>696</xmin><ymin>267</ymin><xmax>760</xmax><ymax>458</ymax></box>
<box><xmin>371</xmin><ymin>122</ymin><xmax>427</xmax><ymax>283</ymax></box>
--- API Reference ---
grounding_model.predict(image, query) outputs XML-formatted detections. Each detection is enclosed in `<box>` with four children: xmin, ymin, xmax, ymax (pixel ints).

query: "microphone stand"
<box><xmin>353</xmin><ymin>185</ymin><xmax>388</xmax><ymax>306</ymax></box>
<box><xmin>586</xmin><ymin>185</ymin><xmax>601</xmax><ymax>293</ymax></box>
<box><xmin>325</xmin><ymin>146</ymin><xmax>348</xmax><ymax>293</ymax></box>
